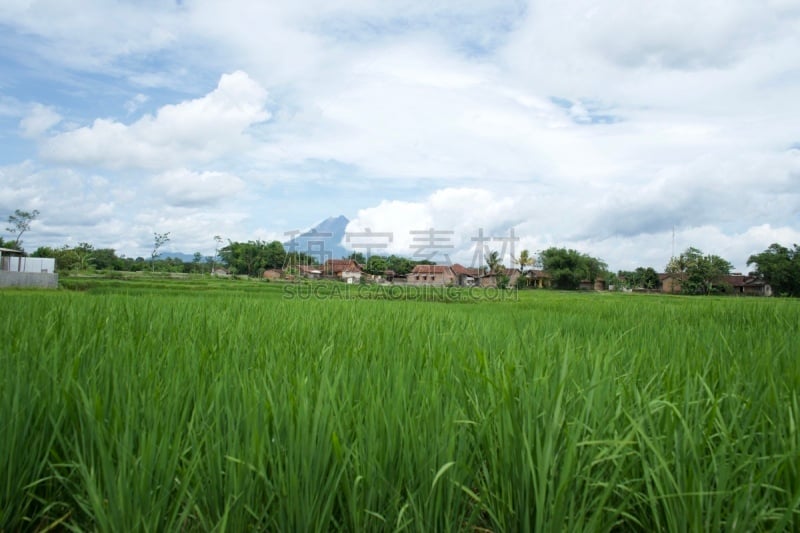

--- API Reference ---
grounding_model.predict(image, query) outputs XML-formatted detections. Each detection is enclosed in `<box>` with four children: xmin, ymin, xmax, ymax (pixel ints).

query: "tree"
<box><xmin>665</xmin><ymin>247</ymin><xmax>732</xmax><ymax>294</ymax></box>
<box><xmin>31</xmin><ymin>246</ymin><xmax>59</xmax><ymax>258</ymax></box>
<box><xmin>485</xmin><ymin>250</ymin><xmax>509</xmax><ymax>288</ymax></box>
<box><xmin>514</xmin><ymin>249</ymin><xmax>534</xmax><ymax>272</ymax></box>
<box><xmin>486</xmin><ymin>250</ymin><xmax>503</xmax><ymax>274</ymax></box>
<box><xmin>347</xmin><ymin>251</ymin><xmax>366</xmax><ymax>264</ymax></box>
<box><xmin>585</xmin><ymin>256</ymin><xmax>608</xmax><ymax>284</ymax></box>
<box><xmin>539</xmin><ymin>247</ymin><xmax>607</xmax><ymax>290</ymax></box>
<box><xmin>264</xmin><ymin>241</ymin><xmax>286</xmax><ymax>270</ymax></box>
<box><xmin>220</xmin><ymin>240</ymin><xmax>287</xmax><ymax>277</ymax></box>
<box><xmin>72</xmin><ymin>242</ymin><xmax>95</xmax><ymax>271</ymax></box>
<box><xmin>386</xmin><ymin>255</ymin><xmax>416</xmax><ymax>276</ymax></box>
<box><xmin>638</xmin><ymin>267</ymin><xmax>660</xmax><ymax>289</ymax></box>
<box><xmin>192</xmin><ymin>252</ymin><xmax>203</xmax><ymax>273</ymax></box>
<box><xmin>747</xmin><ymin>243</ymin><xmax>800</xmax><ymax>296</ymax></box>
<box><xmin>93</xmin><ymin>248</ymin><xmax>122</xmax><ymax>270</ymax></box>
<box><xmin>212</xmin><ymin>235</ymin><xmax>223</xmax><ymax>273</ymax></box>
<box><xmin>364</xmin><ymin>255</ymin><xmax>389</xmax><ymax>276</ymax></box>
<box><xmin>151</xmin><ymin>232</ymin><xmax>171</xmax><ymax>271</ymax></box>
<box><xmin>6</xmin><ymin>209</ymin><xmax>39</xmax><ymax>250</ymax></box>
<box><xmin>618</xmin><ymin>267</ymin><xmax>660</xmax><ymax>290</ymax></box>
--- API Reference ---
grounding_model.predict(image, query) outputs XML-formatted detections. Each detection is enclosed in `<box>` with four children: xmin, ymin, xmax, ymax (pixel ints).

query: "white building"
<box><xmin>0</xmin><ymin>248</ymin><xmax>58</xmax><ymax>288</ymax></box>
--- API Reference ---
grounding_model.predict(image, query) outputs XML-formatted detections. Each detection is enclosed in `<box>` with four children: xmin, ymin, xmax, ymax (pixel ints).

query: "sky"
<box><xmin>1</xmin><ymin>0</ymin><xmax>799</xmax><ymax>272</ymax></box>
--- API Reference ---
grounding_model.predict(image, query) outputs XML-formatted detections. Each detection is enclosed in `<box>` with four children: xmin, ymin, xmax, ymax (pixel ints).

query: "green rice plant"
<box><xmin>1</xmin><ymin>286</ymin><xmax>798</xmax><ymax>531</ymax></box>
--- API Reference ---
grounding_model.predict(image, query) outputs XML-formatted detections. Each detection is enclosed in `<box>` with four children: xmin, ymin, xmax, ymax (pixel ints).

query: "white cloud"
<box><xmin>2</xmin><ymin>1</ymin><xmax>800</xmax><ymax>269</ymax></box>
<box><xmin>346</xmin><ymin>188</ymin><xmax>523</xmax><ymax>265</ymax></box>
<box><xmin>41</xmin><ymin>71</ymin><xmax>269</xmax><ymax>169</ymax></box>
<box><xmin>124</xmin><ymin>93</ymin><xmax>149</xmax><ymax>114</ymax></box>
<box><xmin>19</xmin><ymin>104</ymin><xmax>61</xmax><ymax>138</ymax></box>
<box><xmin>152</xmin><ymin>168</ymin><xmax>246</xmax><ymax>207</ymax></box>
<box><xmin>0</xmin><ymin>0</ymin><xmax>181</xmax><ymax>71</ymax></box>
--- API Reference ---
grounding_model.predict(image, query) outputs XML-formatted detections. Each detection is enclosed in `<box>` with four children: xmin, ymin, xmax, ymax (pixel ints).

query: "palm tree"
<box><xmin>513</xmin><ymin>249</ymin><xmax>534</xmax><ymax>288</ymax></box>
<box><xmin>514</xmin><ymin>249</ymin><xmax>533</xmax><ymax>272</ymax></box>
<box><xmin>486</xmin><ymin>250</ymin><xmax>502</xmax><ymax>274</ymax></box>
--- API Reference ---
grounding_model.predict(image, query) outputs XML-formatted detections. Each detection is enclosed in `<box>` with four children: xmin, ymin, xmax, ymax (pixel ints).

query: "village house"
<box><xmin>525</xmin><ymin>269</ymin><xmax>551</xmax><ymax>288</ymax></box>
<box><xmin>738</xmin><ymin>276</ymin><xmax>772</xmax><ymax>296</ymax></box>
<box><xmin>450</xmin><ymin>263</ymin><xmax>482</xmax><ymax>287</ymax></box>
<box><xmin>295</xmin><ymin>264</ymin><xmax>322</xmax><ymax>279</ymax></box>
<box><xmin>480</xmin><ymin>268</ymin><xmax>523</xmax><ymax>288</ymax></box>
<box><xmin>659</xmin><ymin>272</ymin><xmax>684</xmax><ymax>294</ymax></box>
<box><xmin>713</xmin><ymin>274</ymin><xmax>772</xmax><ymax>296</ymax></box>
<box><xmin>323</xmin><ymin>259</ymin><xmax>363</xmax><ymax>283</ymax></box>
<box><xmin>262</xmin><ymin>268</ymin><xmax>283</xmax><ymax>281</ymax></box>
<box><xmin>579</xmin><ymin>278</ymin><xmax>607</xmax><ymax>291</ymax></box>
<box><xmin>658</xmin><ymin>272</ymin><xmax>772</xmax><ymax>296</ymax></box>
<box><xmin>407</xmin><ymin>265</ymin><xmax>456</xmax><ymax>286</ymax></box>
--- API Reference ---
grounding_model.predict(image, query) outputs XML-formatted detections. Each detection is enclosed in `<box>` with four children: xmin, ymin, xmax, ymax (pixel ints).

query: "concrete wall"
<box><xmin>0</xmin><ymin>271</ymin><xmax>59</xmax><ymax>288</ymax></box>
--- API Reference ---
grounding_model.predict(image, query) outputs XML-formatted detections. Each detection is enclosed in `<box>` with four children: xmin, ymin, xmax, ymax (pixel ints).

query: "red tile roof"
<box><xmin>451</xmin><ymin>263</ymin><xmax>481</xmax><ymax>276</ymax></box>
<box><xmin>323</xmin><ymin>259</ymin><xmax>362</xmax><ymax>273</ymax></box>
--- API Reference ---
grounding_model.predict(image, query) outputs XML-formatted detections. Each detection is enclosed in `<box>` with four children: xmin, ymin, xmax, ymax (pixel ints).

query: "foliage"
<box><xmin>486</xmin><ymin>250</ymin><xmax>503</xmax><ymax>274</ymax></box>
<box><xmin>387</xmin><ymin>255</ymin><xmax>431</xmax><ymax>276</ymax></box>
<box><xmin>618</xmin><ymin>267</ymin><xmax>661</xmax><ymax>290</ymax></box>
<box><xmin>347</xmin><ymin>251</ymin><xmax>367</xmax><ymax>264</ymax></box>
<box><xmin>1</xmin><ymin>286</ymin><xmax>798</xmax><ymax>531</ymax></box>
<box><xmin>514</xmin><ymin>249</ymin><xmax>535</xmax><ymax>272</ymax></box>
<box><xmin>350</xmin><ymin>254</ymin><xmax>437</xmax><ymax>277</ymax></box>
<box><xmin>5</xmin><ymin>209</ymin><xmax>39</xmax><ymax>250</ymax></box>
<box><xmin>495</xmin><ymin>272</ymin><xmax>510</xmax><ymax>289</ymax></box>
<box><xmin>72</xmin><ymin>242</ymin><xmax>95</xmax><ymax>270</ymax></box>
<box><xmin>220</xmin><ymin>240</ymin><xmax>286</xmax><ymax>276</ymax></box>
<box><xmin>151</xmin><ymin>232</ymin><xmax>171</xmax><ymax>271</ymax></box>
<box><xmin>0</xmin><ymin>236</ymin><xmax>21</xmax><ymax>251</ymax></box>
<box><xmin>747</xmin><ymin>243</ymin><xmax>800</xmax><ymax>296</ymax></box>
<box><xmin>364</xmin><ymin>255</ymin><xmax>388</xmax><ymax>275</ymax></box>
<box><xmin>666</xmin><ymin>247</ymin><xmax>733</xmax><ymax>294</ymax></box>
<box><xmin>539</xmin><ymin>247</ymin><xmax>608</xmax><ymax>290</ymax></box>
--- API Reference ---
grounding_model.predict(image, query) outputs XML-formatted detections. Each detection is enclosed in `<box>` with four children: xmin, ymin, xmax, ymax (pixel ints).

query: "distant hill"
<box><xmin>284</xmin><ymin>215</ymin><xmax>350</xmax><ymax>263</ymax></box>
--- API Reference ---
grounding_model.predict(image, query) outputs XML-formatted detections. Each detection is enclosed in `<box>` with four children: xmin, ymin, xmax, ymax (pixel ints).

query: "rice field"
<box><xmin>2</xmin><ymin>278</ymin><xmax>799</xmax><ymax>531</ymax></box>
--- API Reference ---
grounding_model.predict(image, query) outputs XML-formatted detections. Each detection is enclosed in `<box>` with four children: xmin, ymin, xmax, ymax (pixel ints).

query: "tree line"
<box><xmin>5</xmin><ymin>208</ymin><xmax>800</xmax><ymax>295</ymax></box>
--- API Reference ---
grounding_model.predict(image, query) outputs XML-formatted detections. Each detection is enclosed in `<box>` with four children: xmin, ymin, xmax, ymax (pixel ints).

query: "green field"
<box><xmin>2</xmin><ymin>278</ymin><xmax>799</xmax><ymax>531</ymax></box>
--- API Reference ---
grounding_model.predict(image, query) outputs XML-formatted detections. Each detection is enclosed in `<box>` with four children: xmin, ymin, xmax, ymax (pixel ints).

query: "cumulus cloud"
<box><xmin>41</xmin><ymin>71</ymin><xmax>269</xmax><ymax>169</ymax></box>
<box><xmin>345</xmin><ymin>188</ymin><xmax>525</xmax><ymax>265</ymax></box>
<box><xmin>152</xmin><ymin>168</ymin><xmax>246</xmax><ymax>207</ymax></box>
<box><xmin>19</xmin><ymin>104</ymin><xmax>61</xmax><ymax>138</ymax></box>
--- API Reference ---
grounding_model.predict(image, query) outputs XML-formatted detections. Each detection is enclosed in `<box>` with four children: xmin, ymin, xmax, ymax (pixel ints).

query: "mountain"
<box><xmin>284</xmin><ymin>215</ymin><xmax>350</xmax><ymax>263</ymax></box>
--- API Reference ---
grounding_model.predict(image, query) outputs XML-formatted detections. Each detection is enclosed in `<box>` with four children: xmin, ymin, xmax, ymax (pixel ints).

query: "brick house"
<box><xmin>659</xmin><ymin>272</ymin><xmax>772</xmax><ymax>296</ymax></box>
<box><xmin>407</xmin><ymin>265</ymin><xmax>456</xmax><ymax>286</ymax></box>
<box><xmin>451</xmin><ymin>263</ymin><xmax>482</xmax><ymax>287</ymax></box>
<box><xmin>262</xmin><ymin>268</ymin><xmax>283</xmax><ymax>280</ymax></box>
<box><xmin>323</xmin><ymin>259</ymin><xmax>363</xmax><ymax>283</ymax></box>
<box><xmin>480</xmin><ymin>268</ymin><xmax>522</xmax><ymax>288</ymax></box>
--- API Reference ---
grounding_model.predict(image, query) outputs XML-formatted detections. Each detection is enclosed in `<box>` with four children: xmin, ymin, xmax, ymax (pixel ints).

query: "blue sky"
<box><xmin>1</xmin><ymin>0</ymin><xmax>799</xmax><ymax>271</ymax></box>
